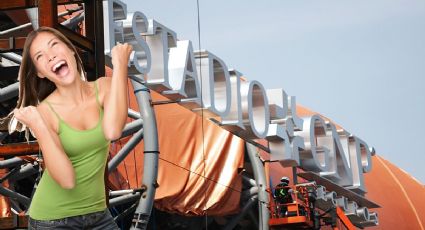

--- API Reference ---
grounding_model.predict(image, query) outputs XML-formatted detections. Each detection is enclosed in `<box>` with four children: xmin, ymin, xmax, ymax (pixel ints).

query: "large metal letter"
<box><xmin>318</xmin><ymin>123</ymin><xmax>353</xmax><ymax>186</ymax></box>
<box><xmin>144</xmin><ymin>20</ymin><xmax>177</xmax><ymax>92</ymax></box>
<box><xmin>239</xmin><ymin>81</ymin><xmax>270</xmax><ymax>139</ymax></box>
<box><xmin>348</xmin><ymin>135</ymin><xmax>373</xmax><ymax>194</ymax></box>
<box><xmin>103</xmin><ymin>0</ymin><xmax>126</xmax><ymax>55</ymax></box>
<box><xmin>220</xmin><ymin>69</ymin><xmax>245</xmax><ymax>131</ymax></box>
<box><xmin>163</xmin><ymin>40</ymin><xmax>201</xmax><ymax>109</ymax></box>
<box><xmin>194</xmin><ymin>50</ymin><xmax>231</xmax><ymax>117</ymax></box>
<box><xmin>123</xmin><ymin>11</ymin><xmax>151</xmax><ymax>75</ymax></box>
<box><xmin>298</xmin><ymin>115</ymin><xmax>330</xmax><ymax>172</ymax></box>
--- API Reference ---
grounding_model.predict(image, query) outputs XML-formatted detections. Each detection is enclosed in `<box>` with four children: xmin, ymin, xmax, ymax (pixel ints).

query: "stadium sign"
<box><xmin>103</xmin><ymin>0</ymin><xmax>374</xmax><ymax>194</ymax></box>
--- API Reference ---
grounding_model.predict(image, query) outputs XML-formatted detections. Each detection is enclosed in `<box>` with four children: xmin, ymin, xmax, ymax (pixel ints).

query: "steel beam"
<box><xmin>84</xmin><ymin>0</ymin><xmax>105</xmax><ymax>79</ymax></box>
<box><xmin>38</xmin><ymin>0</ymin><xmax>58</xmax><ymax>27</ymax></box>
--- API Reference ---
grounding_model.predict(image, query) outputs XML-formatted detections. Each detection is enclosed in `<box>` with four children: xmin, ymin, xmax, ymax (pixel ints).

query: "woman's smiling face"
<box><xmin>29</xmin><ymin>31</ymin><xmax>79</xmax><ymax>85</ymax></box>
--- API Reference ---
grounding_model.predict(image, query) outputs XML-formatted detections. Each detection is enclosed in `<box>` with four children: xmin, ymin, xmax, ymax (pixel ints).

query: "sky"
<box><xmin>125</xmin><ymin>0</ymin><xmax>425</xmax><ymax>184</ymax></box>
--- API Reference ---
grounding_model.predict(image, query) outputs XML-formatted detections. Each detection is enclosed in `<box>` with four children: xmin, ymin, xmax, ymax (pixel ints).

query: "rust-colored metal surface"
<box><xmin>0</xmin><ymin>37</ymin><xmax>26</xmax><ymax>52</ymax></box>
<box><xmin>0</xmin><ymin>0</ymin><xmax>83</xmax><ymax>10</ymax></box>
<box><xmin>0</xmin><ymin>142</ymin><xmax>39</xmax><ymax>157</ymax></box>
<box><xmin>0</xmin><ymin>1</ymin><xmax>104</xmax><ymax>80</ymax></box>
<box><xmin>38</xmin><ymin>0</ymin><xmax>58</xmax><ymax>27</ymax></box>
<box><xmin>269</xmin><ymin>215</ymin><xmax>310</xmax><ymax>227</ymax></box>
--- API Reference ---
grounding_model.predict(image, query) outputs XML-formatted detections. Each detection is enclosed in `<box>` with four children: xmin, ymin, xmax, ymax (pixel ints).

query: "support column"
<box><xmin>130</xmin><ymin>78</ymin><xmax>159</xmax><ymax>230</ymax></box>
<box><xmin>246</xmin><ymin>143</ymin><xmax>270</xmax><ymax>230</ymax></box>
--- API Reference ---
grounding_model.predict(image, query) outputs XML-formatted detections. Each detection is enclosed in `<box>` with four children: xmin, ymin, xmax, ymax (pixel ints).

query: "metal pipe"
<box><xmin>128</xmin><ymin>109</ymin><xmax>141</xmax><ymax>120</ymax></box>
<box><xmin>241</xmin><ymin>186</ymin><xmax>258</xmax><ymax>201</ymax></box>
<box><xmin>130</xmin><ymin>79</ymin><xmax>159</xmax><ymax>230</ymax></box>
<box><xmin>223</xmin><ymin>195</ymin><xmax>258</xmax><ymax>230</ymax></box>
<box><xmin>109</xmin><ymin>193</ymin><xmax>141</xmax><ymax>207</ymax></box>
<box><xmin>9</xmin><ymin>199</ymin><xmax>23</xmax><ymax>214</ymax></box>
<box><xmin>0</xmin><ymin>82</ymin><xmax>19</xmax><ymax>102</ymax></box>
<box><xmin>0</xmin><ymin>23</ymin><xmax>32</xmax><ymax>36</ymax></box>
<box><xmin>61</xmin><ymin>12</ymin><xmax>85</xmax><ymax>29</ymax></box>
<box><xmin>242</xmin><ymin>175</ymin><xmax>257</xmax><ymax>187</ymax></box>
<box><xmin>110</xmin><ymin>189</ymin><xmax>137</xmax><ymax>197</ymax></box>
<box><xmin>108</xmin><ymin>128</ymin><xmax>144</xmax><ymax>172</ymax></box>
<box><xmin>0</xmin><ymin>157</ymin><xmax>25</xmax><ymax>169</ymax></box>
<box><xmin>0</xmin><ymin>53</ymin><xmax>22</xmax><ymax>64</ymax></box>
<box><xmin>118</xmin><ymin>119</ymin><xmax>143</xmax><ymax>140</ymax></box>
<box><xmin>109</xmin><ymin>186</ymin><xmax>146</xmax><ymax>197</ymax></box>
<box><xmin>246</xmin><ymin>143</ymin><xmax>270</xmax><ymax>230</ymax></box>
<box><xmin>0</xmin><ymin>186</ymin><xmax>30</xmax><ymax>207</ymax></box>
<box><xmin>8</xmin><ymin>163</ymin><xmax>39</xmax><ymax>182</ymax></box>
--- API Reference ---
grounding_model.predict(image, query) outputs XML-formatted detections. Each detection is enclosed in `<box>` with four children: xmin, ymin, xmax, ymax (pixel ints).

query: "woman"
<box><xmin>11</xmin><ymin>27</ymin><xmax>131</xmax><ymax>229</ymax></box>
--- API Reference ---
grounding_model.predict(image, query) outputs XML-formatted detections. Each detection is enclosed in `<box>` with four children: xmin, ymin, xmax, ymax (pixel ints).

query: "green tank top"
<box><xmin>29</xmin><ymin>81</ymin><xmax>110</xmax><ymax>220</ymax></box>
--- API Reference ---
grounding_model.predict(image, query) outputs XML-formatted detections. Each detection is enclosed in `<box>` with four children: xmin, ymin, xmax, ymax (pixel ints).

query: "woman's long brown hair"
<box><xmin>18</xmin><ymin>26</ymin><xmax>86</xmax><ymax>108</ymax></box>
<box><xmin>1</xmin><ymin>27</ymin><xmax>86</xmax><ymax>136</ymax></box>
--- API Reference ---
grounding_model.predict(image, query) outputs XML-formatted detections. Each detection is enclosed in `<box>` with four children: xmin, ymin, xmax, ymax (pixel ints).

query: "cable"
<box><xmin>119</xmin><ymin>139</ymin><xmax>131</xmax><ymax>188</ymax></box>
<box><xmin>158</xmin><ymin>157</ymin><xmax>242</xmax><ymax>194</ymax></box>
<box><xmin>195</xmin><ymin>0</ymin><xmax>209</xmax><ymax>228</ymax></box>
<box><xmin>108</xmin><ymin>145</ymin><xmax>123</xmax><ymax>190</ymax></box>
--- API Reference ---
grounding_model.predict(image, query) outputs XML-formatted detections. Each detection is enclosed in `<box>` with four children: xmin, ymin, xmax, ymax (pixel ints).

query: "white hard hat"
<box><xmin>280</xmin><ymin>176</ymin><xmax>290</xmax><ymax>183</ymax></box>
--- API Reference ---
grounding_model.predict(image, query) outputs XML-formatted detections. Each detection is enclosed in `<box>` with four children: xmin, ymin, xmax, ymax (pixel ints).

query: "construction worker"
<box><xmin>274</xmin><ymin>176</ymin><xmax>294</xmax><ymax>217</ymax></box>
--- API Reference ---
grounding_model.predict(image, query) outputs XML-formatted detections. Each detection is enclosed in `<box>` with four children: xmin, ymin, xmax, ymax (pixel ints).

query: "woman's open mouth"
<box><xmin>51</xmin><ymin>60</ymin><xmax>70</xmax><ymax>77</ymax></box>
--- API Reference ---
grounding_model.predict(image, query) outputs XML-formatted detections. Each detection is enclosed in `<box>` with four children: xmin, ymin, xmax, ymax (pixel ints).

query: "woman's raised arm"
<box><xmin>101</xmin><ymin>43</ymin><xmax>133</xmax><ymax>141</ymax></box>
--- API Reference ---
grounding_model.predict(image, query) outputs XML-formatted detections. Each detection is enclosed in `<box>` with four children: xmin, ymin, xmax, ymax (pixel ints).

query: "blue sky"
<box><xmin>126</xmin><ymin>0</ymin><xmax>425</xmax><ymax>183</ymax></box>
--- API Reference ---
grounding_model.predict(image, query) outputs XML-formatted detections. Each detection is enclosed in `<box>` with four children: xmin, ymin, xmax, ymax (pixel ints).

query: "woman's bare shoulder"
<box><xmin>36</xmin><ymin>94</ymin><xmax>59</xmax><ymax>132</ymax></box>
<box><xmin>95</xmin><ymin>76</ymin><xmax>112</xmax><ymax>91</ymax></box>
<box><xmin>95</xmin><ymin>77</ymin><xmax>111</xmax><ymax>103</ymax></box>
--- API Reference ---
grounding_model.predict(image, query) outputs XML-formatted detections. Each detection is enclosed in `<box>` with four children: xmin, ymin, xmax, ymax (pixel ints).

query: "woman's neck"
<box><xmin>54</xmin><ymin>77</ymin><xmax>90</xmax><ymax>106</ymax></box>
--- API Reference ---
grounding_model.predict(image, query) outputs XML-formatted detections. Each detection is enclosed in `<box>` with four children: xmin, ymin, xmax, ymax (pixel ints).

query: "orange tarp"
<box><xmin>109</xmin><ymin>77</ymin><xmax>245</xmax><ymax>216</ymax></box>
